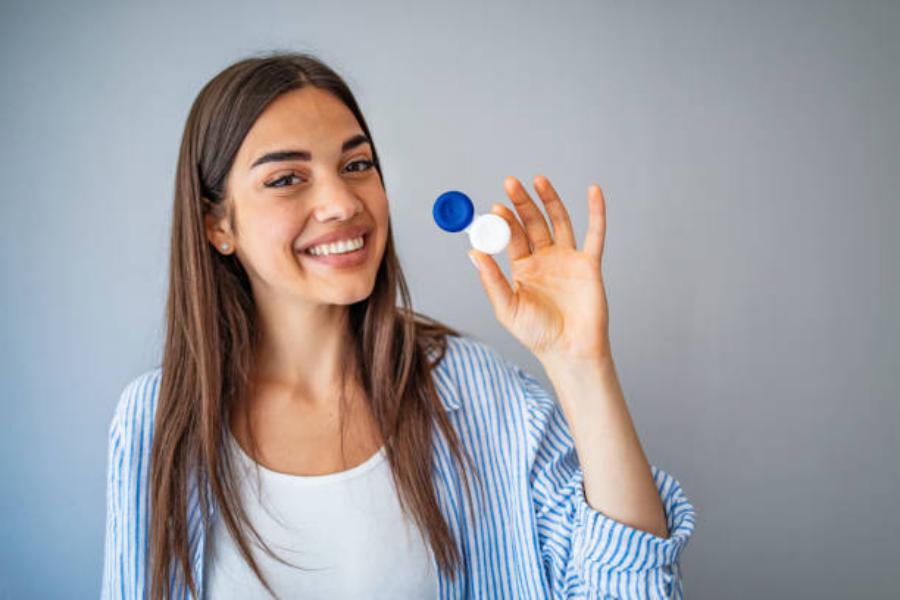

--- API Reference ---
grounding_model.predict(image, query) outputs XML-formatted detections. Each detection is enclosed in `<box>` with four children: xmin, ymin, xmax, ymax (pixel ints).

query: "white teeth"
<box><xmin>306</xmin><ymin>236</ymin><xmax>365</xmax><ymax>256</ymax></box>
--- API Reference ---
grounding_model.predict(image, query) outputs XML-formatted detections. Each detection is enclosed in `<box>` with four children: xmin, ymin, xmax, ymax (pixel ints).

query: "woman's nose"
<box><xmin>311</xmin><ymin>179</ymin><xmax>363</xmax><ymax>222</ymax></box>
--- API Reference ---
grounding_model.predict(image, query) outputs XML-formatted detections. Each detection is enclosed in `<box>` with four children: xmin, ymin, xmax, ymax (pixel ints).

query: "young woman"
<box><xmin>102</xmin><ymin>52</ymin><xmax>696</xmax><ymax>600</ymax></box>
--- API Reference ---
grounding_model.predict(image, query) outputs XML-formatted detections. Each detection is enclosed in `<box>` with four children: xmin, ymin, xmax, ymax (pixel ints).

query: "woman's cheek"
<box><xmin>259</xmin><ymin>209</ymin><xmax>303</xmax><ymax>247</ymax></box>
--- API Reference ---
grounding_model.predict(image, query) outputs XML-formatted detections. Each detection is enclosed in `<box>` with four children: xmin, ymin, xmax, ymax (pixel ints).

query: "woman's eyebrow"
<box><xmin>249</xmin><ymin>133</ymin><xmax>371</xmax><ymax>169</ymax></box>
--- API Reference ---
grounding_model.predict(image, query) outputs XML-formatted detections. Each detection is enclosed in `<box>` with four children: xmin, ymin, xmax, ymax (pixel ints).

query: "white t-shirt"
<box><xmin>202</xmin><ymin>432</ymin><xmax>438</xmax><ymax>599</ymax></box>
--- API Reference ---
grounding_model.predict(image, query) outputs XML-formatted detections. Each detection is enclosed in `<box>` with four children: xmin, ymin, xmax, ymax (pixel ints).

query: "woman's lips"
<box><xmin>299</xmin><ymin>232</ymin><xmax>370</xmax><ymax>268</ymax></box>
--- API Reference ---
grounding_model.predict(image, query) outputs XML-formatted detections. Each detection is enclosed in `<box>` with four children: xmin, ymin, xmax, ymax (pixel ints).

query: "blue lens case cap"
<box><xmin>433</xmin><ymin>190</ymin><xmax>475</xmax><ymax>233</ymax></box>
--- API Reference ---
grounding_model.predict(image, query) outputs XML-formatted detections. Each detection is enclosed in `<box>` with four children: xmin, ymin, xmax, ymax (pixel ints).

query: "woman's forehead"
<box><xmin>237</xmin><ymin>88</ymin><xmax>362</xmax><ymax>170</ymax></box>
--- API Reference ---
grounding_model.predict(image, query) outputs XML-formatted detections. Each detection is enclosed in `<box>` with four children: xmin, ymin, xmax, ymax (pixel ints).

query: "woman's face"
<box><xmin>207</xmin><ymin>86</ymin><xmax>389</xmax><ymax>307</ymax></box>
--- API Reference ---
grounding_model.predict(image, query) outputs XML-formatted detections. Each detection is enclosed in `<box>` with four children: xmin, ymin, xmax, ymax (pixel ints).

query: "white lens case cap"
<box><xmin>466</xmin><ymin>213</ymin><xmax>511</xmax><ymax>255</ymax></box>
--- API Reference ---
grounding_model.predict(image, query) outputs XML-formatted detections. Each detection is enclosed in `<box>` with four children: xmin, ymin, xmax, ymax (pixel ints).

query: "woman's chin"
<box><xmin>306</xmin><ymin>280</ymin><xmax>376</xmax><ymax>306</ymax></box>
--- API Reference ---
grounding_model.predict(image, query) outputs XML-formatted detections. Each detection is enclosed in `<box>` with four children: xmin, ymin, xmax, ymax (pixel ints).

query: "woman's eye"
<box><xmin>264</xmin><ymin>161</ymin><xmax>373</xmax><ymax>188</ymax></box>
<box><xmin>345</xmin><ymin>159</ymin><xmax>375</xmax><ymax>173</ymax></box>
<box><xmin>265</xmin><ymin>173</ymin><xmax>303</xmax><ymax>188</ymax></box>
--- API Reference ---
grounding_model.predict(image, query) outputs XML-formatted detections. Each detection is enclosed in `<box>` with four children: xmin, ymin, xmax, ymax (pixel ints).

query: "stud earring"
<box><xmin>220</xmin><ymin>243</ymin><xmax>230</xmax><ymax>252</ymax></box>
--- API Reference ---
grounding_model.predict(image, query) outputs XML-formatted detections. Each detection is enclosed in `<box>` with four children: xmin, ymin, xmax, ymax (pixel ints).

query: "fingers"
<box><xmin>497</xmin><ymin>175</ymin><xmax>604</xmax><ymax>260</ymax></box>
<box><xmin>504</xmin><ymin>176</ymin><xmax>553</xmax><ymax>251</ymax></box>
<box><xmin>583</xmin><ymin>183</ymin><xmax>606</xmax><ymax>260</ymax></box>
<box><xmin>533</xmin><ymin>175</ymin><xmax>576</xmax><ymax>249</ymax></box>
<box><xmin>490</xmin><ymin>202</ymin><xmax>531</xmax><ymax>261</ymax></box>
<box><xmin>468</xmin><ymin>249</ymin><xmax>516</xmax><ymax>322</ymax></box>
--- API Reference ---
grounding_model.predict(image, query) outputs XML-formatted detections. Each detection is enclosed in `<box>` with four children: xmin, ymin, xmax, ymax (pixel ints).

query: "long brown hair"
<box><xmin>150</xmin><ymin>51</ymin><xmax>480</xmax><ymax>600</ymax></box>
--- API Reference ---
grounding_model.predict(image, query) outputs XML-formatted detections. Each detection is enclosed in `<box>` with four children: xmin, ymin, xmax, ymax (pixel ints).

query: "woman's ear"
<box><xmin>202</xmin><ymin>196</ymin><xmax>234</xmax><ymax>252</ymax></box>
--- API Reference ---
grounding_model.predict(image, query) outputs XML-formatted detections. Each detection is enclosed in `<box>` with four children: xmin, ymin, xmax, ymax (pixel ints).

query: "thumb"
<box><xmin>469</xmin><ymin>250</ymin><xmax>515</xmax><ymax>320</ymax></box>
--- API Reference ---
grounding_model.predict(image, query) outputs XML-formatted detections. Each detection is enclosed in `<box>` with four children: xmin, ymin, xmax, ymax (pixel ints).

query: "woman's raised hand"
<box><xmin>469</xmin><ymin>175</ymin><xmax>612</xmax><ymax>367</ymax></box>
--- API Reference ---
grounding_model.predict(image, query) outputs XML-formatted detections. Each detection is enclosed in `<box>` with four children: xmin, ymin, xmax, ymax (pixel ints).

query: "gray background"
<box><xmin>2</xmin><ymin>0</ymin><xmax>898</xmax><ymax>597</ymax></box>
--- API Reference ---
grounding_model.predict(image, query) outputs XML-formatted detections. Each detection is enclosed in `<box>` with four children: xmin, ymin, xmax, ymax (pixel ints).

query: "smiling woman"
<box><xmin>101</xmin><ymin>52</ymin><xmax>476</xmax><ymax>600</ymax></box>
<box><xmin>102</xmin><ymin>51</ymin><xmax>696</xmax><ymax>600</ymax></box>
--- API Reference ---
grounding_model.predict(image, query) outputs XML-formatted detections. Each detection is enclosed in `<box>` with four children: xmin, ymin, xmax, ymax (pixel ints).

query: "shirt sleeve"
<box><xmin>102</xmin><ymin>392</ymin><xmax>125</xmax><ymax>599</ymax></box>
<box><xmin>101</xmin><ymin>378</ymin><xmax>149</xmax><ymax>600</ymax></box>
<box><xmin>516</xmin><ymin>364</ymin><xmax>697</xmax><ymax>599</ymax></box>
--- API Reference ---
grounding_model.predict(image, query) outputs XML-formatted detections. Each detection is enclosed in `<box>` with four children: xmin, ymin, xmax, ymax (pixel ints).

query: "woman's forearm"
<box><xmin>541</xmin><ymin>354</ymin><xmax>669</xmax><ymax>539</ymax></box>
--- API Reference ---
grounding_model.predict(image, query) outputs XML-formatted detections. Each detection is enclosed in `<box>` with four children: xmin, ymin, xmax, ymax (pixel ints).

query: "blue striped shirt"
<box><xmin>102</xmin><ymin>334</ymin><xmax>696</xmax><ymax>599</ymax></box>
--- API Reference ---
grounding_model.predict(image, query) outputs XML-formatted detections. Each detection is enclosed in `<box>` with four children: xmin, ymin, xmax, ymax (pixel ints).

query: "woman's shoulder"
<box><xmin>441</xmin><ymin>332</ymin><xmax>514</xmax><ymax>372</ymax></box>
<box><xmin>433</xmin><ymin>332</ymin><xmax>534</xmax><ymax>410</ymax></box>
<box><xmin>109</xmin><ymin>367</ymin><xmax>162</xmax><ymax>439</ymax></box>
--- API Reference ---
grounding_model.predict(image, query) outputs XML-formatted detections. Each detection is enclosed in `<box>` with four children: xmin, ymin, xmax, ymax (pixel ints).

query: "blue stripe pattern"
<box><xmin>102</xmin><ymin>334</ymin><xmax>696</xmax><ymax>598</ymax></box>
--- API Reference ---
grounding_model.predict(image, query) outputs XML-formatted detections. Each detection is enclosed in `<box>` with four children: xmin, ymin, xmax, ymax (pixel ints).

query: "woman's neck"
<box><xmin>251</xmin><ymin>302</ymin><xmax>358</xmax><ymax>407</ymax></box>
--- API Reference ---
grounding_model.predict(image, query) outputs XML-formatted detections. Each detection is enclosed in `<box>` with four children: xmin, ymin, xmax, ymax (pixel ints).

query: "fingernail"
<box><xmin>468</xmin><ymin>253</ymin><xmax>480</xmax><ymax>270</ymax></box>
